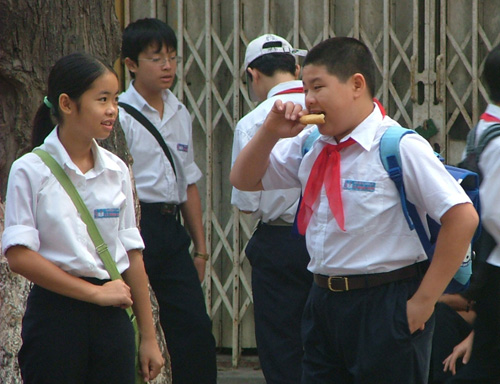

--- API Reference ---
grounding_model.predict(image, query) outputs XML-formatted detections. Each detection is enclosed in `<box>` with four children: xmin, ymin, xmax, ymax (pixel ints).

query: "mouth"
<box><xmin>311</xmin><ymin>110</ymin><xmax>326</xmax><ymax>120</ymax></box>
<box><xmin>101</xmin><ymin>120</ymin><xmax>115</xmax><ymax>129</ymax></box>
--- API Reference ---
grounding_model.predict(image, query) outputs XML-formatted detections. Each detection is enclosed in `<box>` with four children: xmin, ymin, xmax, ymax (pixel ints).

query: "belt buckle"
<box><xmin>160</xmin><ymin>203</ymin><xmax>176</xmax><ymax>216</ymax></box>
<box><xmin>327</xmin><ymin>276</ymin><xmax>349</xmax><ymax>292</ymax></box>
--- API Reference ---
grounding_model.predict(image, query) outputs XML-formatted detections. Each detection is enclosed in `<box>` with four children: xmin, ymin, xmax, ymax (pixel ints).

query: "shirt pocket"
<box><xmin>342</xmin><ymin>167</ymin><xmax>398</xmax><ymax>235</ymax></box>
<box><xmin>93</xmin><ymin>189</ymin><xmax>127</xmax><ymax>238</ymax></box>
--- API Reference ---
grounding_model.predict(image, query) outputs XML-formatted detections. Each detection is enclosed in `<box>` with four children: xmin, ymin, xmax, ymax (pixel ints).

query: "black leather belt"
<box><xmin>80</xmin><ymin>277</ymin><xmax>111</xmax><ymax>286</ymax></box>
<box><xmin>140</xmin><ymin>202</ymin><xmax>180</xmax><ymax>217</ymax></box>
<box><xmin>159</xmin><ymin>203</ymin><xmax>179</xmax><ymax>216</ymax></box>
<box><xmin>314</xmin><ymin>262</ymin><xmax>427</xmax><ymax>292</ymax></box>
<box><xmin>264</xmin><ymin>218</ymin><xmax>293</xmax><ymax>226</ymax></box>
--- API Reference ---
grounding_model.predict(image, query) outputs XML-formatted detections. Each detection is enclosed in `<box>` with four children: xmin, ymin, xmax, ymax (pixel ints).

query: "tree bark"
<box><xmin>0</xmin><ymin>1</ymin><xmax>171</xmax><ymax>382</ymax></box>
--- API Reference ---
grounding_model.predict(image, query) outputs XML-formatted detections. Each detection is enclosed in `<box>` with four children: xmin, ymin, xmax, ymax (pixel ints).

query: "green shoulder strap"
<box><xmin>33</xmin><ymin>149</ymin><xmax>123</xmax><ymax>280</ymax></box>
<box><xmin>33</xmin><ymin>149</ymin><xmax>144</xmax><ymax>384</ymax></box>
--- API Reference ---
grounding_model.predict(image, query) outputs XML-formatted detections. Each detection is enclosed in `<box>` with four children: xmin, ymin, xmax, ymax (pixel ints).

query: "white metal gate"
<box><xmin>123</xmin><ymin>0</ymin><xmax>500</xmax><ymax>367</ymax></box>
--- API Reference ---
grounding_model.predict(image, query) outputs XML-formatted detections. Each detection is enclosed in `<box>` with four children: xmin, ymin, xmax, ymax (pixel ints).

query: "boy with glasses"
<box><xmin>119</xmin><ymin>18</ymin><xmax>217</xmax><ymax>384</ymax></box>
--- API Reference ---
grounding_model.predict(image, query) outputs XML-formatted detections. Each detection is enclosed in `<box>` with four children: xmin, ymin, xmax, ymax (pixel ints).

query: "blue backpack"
<box><xmin>380</xmin><ymin>126</ymin><xmax>481</xmax><ymax>293</ymax></box>
<box><xmin>298</xmin><ymin>126</ymin><xmax>479</xmax><ymax>293</ymax></box>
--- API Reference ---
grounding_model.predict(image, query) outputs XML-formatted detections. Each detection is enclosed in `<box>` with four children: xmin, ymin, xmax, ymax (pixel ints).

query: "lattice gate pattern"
<box><xmin>123</xmin><ymin>0</ymin><xmax>500</xmax><ymax>367</ymax></box>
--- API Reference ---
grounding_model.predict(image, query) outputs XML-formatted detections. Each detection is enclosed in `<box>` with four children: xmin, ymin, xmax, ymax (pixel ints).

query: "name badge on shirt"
<box><xmin>94</xmin><ymin>208</ymin><xmax>120</xmax><ymax>219</ymax></box>
<box><xmin>343</xmin><ymin>180</ymin><xmax>376</xmax><ymax>192</ymax></box>
<box><xmin>177</xmin><ymin>143</ymin><xmax>188</xmax><ymax>152</ymax></box>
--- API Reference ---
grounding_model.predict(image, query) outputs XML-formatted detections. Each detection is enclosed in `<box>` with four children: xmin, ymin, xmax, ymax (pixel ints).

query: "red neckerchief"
<box><xmin>295</xmin><ymin>98</ymin><xmax>386</xmax><ymax>234</ymax></box>
<box><xmin>297</xmin><ymin>138</ymin><xmax>357</xmax><ymax>234</ymax></box>
<box><xmin>480</xmin><ymin>112</ymin><xmax>500</xmax><ymax>123</ymax></box>
<box><xmin>274</xmin><ymin>87</ymin><xmax>304</xmax><ymax>96</ymax></box>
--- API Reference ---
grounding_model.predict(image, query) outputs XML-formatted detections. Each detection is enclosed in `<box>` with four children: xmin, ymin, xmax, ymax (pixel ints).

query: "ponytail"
<box><xmin>31</xmin><ymin>100</ymin><xmax>56</xmax><ymax>149</ymax></box>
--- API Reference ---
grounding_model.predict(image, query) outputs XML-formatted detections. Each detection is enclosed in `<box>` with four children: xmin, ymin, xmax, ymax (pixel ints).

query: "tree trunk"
<box><xmin>0</xmin><ymin>1</ymin><xmax>171</xmax><ymax>382</ymax></box>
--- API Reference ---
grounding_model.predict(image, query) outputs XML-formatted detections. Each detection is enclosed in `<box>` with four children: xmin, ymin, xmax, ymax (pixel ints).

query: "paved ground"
<box><xmin>217</xmin><ymin>367</ymin><xmax>266</xmax><ymax>383</ymax></box>
<box><xmin>217</xmin><ymin>353</ymin><xmax>266</xmax><ymax>383</ymax></box>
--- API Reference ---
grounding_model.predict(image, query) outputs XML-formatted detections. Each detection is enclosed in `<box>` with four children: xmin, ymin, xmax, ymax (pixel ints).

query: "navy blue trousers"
<box><xmin>245</xmin><ymin>223</ymin><xmax>313</xmax><ymax>384</ymax></box>
<box><xmin>301</xmin><ymin>277</ymin><xmax>434</xmax><ymax>384</ymax></box>
<box><xmin>139</xmin><ymin>202</ymin><xmax>217</xmax><ymax>384</ymax></box>
<box><xmin>429</xmin><ymin>302</ymin><xmax>472</xmax><ymax>383</ymax></box>
<box><xmin>19</xmin><ymin>282</ymin><xmax>136</xmax><ymax>384</ymax></box>
<box><xmin>446</xmin><ymin>264</ymin><xmax>500</xmax><ymax>383</ymax></box>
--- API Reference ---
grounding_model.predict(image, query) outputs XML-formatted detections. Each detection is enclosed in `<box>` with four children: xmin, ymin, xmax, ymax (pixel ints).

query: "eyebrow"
<box><xmin>304</xmin><ymin>76</ymin><xmax>322</xmax><ymax>84</ymax></box>
<box><xmin>96</xmin><ymin>90</ymin><xmax>120</xmax><ymax>96</ymax></box>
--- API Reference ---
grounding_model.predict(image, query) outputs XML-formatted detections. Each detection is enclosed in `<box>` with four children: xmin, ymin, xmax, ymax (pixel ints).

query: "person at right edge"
<box><xmin>231</xmin><ymin>33</ymin><xmax>312</xmax><ymax>384</ymax></box>
<box><xmin>118</xmin><ymin>18</ymin><xmax>217</xmax><ymax>383</ymax></box>
<box><xmin>230</xmin><ymin>36</ymin><xmax>479</xmax><ymax>383</ymax></box>
<box><xmin>444</xmin><ymin>42</ymin><xmax>500</xmax><ymax>384</ymax></box>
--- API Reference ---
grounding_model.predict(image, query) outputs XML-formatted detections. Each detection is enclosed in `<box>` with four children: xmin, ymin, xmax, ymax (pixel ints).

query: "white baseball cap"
<box><xmin>244</xmin><ymin>34</ymin><xmax>307</xmax><ymax>68</ymax></box>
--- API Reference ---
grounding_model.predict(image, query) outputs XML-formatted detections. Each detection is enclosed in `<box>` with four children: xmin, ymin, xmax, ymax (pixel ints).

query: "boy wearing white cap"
<box><xmin>231</xmin><ymin>37</ymin><xmax>478</xmax><ymax>383</ymax></box>
<box><xmin>231</xmin><ymin>34</ymin><xmax>311</xmax><ymax>384</ymax></box>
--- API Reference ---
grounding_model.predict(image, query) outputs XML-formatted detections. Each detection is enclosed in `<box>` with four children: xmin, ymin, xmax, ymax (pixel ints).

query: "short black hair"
<box><xmin>484</xmin><ymin>43</ymin><xmax>500</xmax><ymax>103</ymax></box>
<box><xmin>303</xmin><ymin>37</ymin><xmax>376</xmax><ymax>97</ymax></box>
<box><xmin>247</xmin><ymin>46</ymin><xmax>296</xmax><ymax>82</ymax></box>
<box><xmin>121</xmin><ymin>18</ymin><xmax>177</xmax><ymax>77</ymax></box>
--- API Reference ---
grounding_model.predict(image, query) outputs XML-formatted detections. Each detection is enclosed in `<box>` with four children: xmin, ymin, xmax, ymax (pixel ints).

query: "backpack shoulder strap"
<box><xmin>293</xmin><ymin>127</ymin><xmax>322</xmax><ymax>237</ymax></box>
<box><xmin>379</xmin><ymin>126</ymin><xmax>416</xmax><ymax>229</ymax></box>
<box><xmin>476</xmin><ymin>123</ymin><xmax>500</xmax><ymax>156</ymax></box>
<box><xmin>118</xmin><ymin>101</ymin><xmax>177</xmax><ymax>179</ymax></box>
<box><xmin>302</xmin><ymin>126</ymin><xmax>321</xmax><ymax>156</ymax></box>
<box><xmin>379</xmin><ymin>126</ymin><xmax>433</xmax><ymax>255</ymax></box>
<box><xmin>460</xmin><ymin>123</ymin><xmax>500</xmax><ymax>177</ymax></box>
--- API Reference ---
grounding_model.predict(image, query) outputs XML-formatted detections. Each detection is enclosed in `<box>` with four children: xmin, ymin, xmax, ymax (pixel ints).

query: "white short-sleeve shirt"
<box><xmin>1</xmin><ymin>128</ymin><xmax>145</xmax><ymax>279</ymax></box>
<box><xmin>473</xmin><ymin>103</ymin><xmax>500</xmax><ymax>267</ymax></box>
<box><xmin>119</xmin><ymin>82</ymin><xmax>202</xmax><ymax>204</ymax></box>
<box><xmin>231</xmin><ymin>80</ymin><xmax>305</xmax><ymax>223</ymax></box>
<box><xmin>262</xmin><ymin>103</ymin><xmax>471</xmax><ymax>275</ymax></box>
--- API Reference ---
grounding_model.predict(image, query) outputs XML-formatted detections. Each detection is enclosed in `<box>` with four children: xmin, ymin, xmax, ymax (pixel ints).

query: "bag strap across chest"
<box><xmin>119</xmin><ymin>101</ymin><xmax>177</xmax><ymax>179</ymax></box>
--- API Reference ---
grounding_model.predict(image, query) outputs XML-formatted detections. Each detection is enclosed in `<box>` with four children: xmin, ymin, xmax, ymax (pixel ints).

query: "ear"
<box><xmin>246</xmin><ymin>67</ymin><xmax>260</xmax><ymax>83</ymax></box>
<box><xmin>124</xmin><ymin>57</ymin><xmax>138</xmax><ymax>74</ymax></box>
<box><xmin>351</xmin><ymin>73</ymin><xmax>366</xmax><ymax>98</ymax></box>
<box><xmin>294</xmin><ymin>64</ymin><xmax>301</xmax><ymax>79</ymax></box>
<box><xmin>58</xmin><ymin>93</ymin><xmax>73</xmax><ymax>115</ymax></box>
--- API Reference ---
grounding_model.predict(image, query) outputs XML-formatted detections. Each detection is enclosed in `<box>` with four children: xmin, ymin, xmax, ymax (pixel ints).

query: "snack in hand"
<box><xmin>299</xmin><ymin>113</ymin><xmax>325</xmax><ymax>125</ymax></box>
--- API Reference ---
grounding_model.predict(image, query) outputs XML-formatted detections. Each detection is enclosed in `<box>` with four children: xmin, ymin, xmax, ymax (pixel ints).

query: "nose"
<box><xmin>107</xmin><ymin>102</ymin><xmax>118</xmax><ymax>116</ymax></box>
<box><xmin>305</xmin><ymin>92</ymin><xmax>315</xmax><ymax>108</ymax></box>
<box><xmin>161</xmin><ymin>59</ymin><xmax>173</xmax><ymax>69</ymax></box>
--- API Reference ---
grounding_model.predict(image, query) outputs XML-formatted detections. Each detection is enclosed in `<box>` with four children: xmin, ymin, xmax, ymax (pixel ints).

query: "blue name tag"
<box><xmin>94</xmin><ymin>208</ymin><xmax>120</xmax><ymax>219</ymax></box>
<box><xmin>177</xmin><ymin>143</ymin><xmax>188</xmax><ymax>152</ymax></box>
<box><xmin>343</xmin><ymin>180</ymin><xmax>376</xmax><ymax>192</ymax></box>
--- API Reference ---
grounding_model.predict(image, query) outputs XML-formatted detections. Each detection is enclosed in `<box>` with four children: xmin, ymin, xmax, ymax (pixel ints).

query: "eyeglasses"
<box><xmin>138</xmin><ymin>56</ymin><xmax>182</xmax><ymax>66</ymax></box>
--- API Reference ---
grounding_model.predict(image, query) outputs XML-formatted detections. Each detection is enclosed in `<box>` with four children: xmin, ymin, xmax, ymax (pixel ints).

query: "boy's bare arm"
<box><xmin>180</xmin><ymin>183</ymin><xmax>207</xmax><ymax>282</ymax></box>
<box><xmin>230</xmin><ymin>100</ymin><xmax>307</xmax><ymax>191</ymax></box>
<box><xmin>406</xmin><ymin>202</ymin><xmax>479</xmax><ymax>333</ymax></box>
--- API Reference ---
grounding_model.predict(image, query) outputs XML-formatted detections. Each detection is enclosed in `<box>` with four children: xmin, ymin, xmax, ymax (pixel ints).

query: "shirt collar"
<box><xmin>267</xmin><ymin>80</ymin><xmax>304</xmax><ymax>99</ymax></box>
<box><xmin>120</xmin><ymin>81</ymin><xmax>181</xmax><ymax>115</ymax></box>
<box><xmin>485</xmin><ymin>103</ymin><xmax>500</xmax><ymax>120</ymax></box>
<box><xmin>41</xmin><ymin>127</ymin><xmax>121</xmax><ymax>176</ymax></box>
